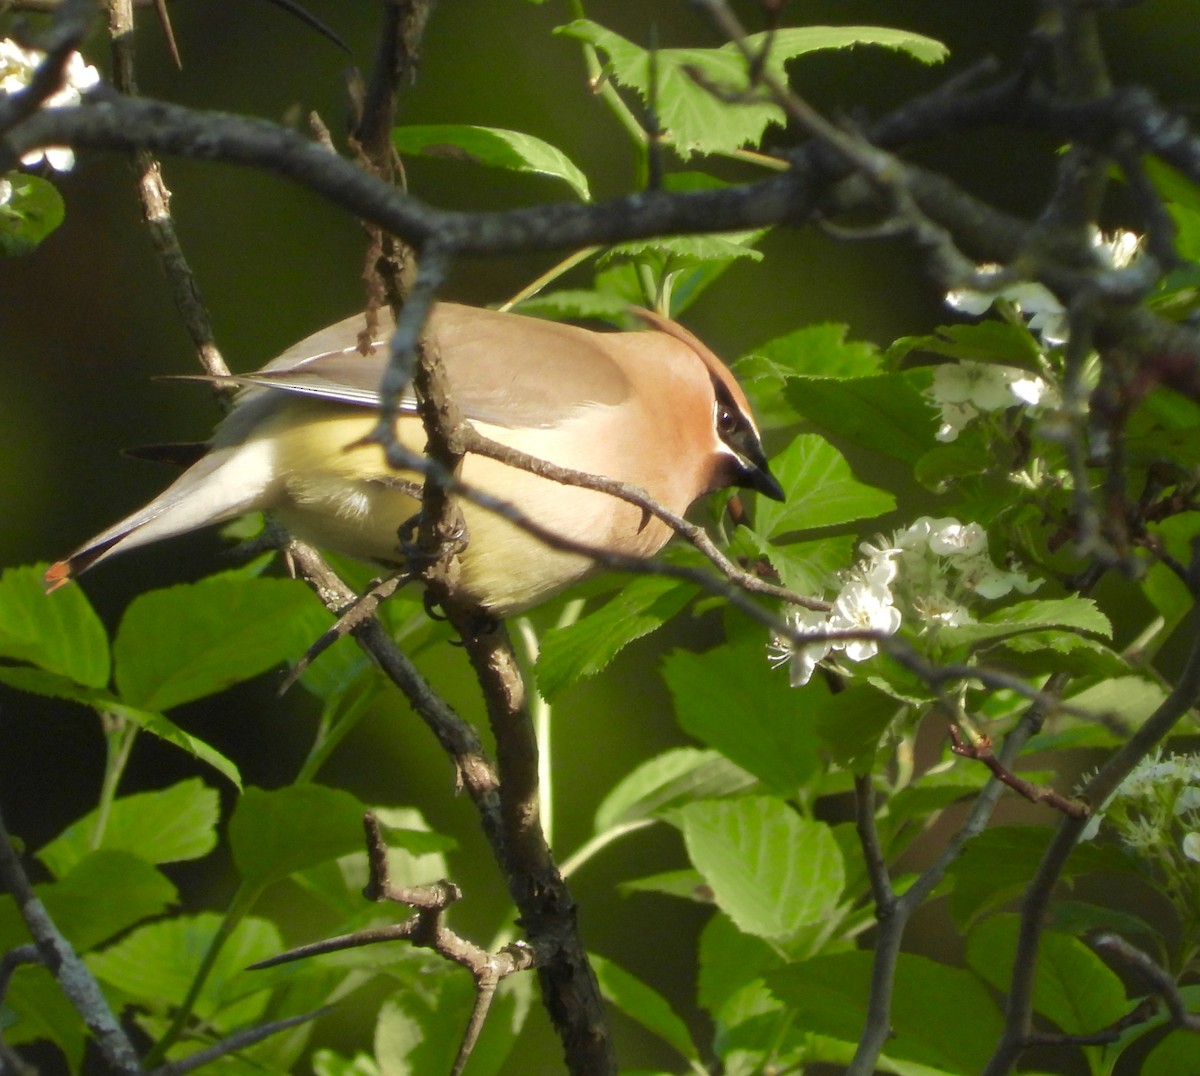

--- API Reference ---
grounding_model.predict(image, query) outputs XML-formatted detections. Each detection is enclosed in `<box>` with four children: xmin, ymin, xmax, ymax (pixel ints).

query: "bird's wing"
<box><xmin>214</xmin><ymin>303</ymin><xmax>634</xmax><ymax>429</ymax></box>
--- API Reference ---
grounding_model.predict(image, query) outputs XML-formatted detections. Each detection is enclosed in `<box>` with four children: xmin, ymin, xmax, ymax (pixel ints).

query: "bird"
<box><xmin>44</xmin><ymin>302</ymin><xmax>783</xmax><ymax>615</ymax></box>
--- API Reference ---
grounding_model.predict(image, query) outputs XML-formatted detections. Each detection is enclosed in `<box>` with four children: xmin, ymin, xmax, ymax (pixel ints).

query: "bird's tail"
<box><xmin>44</xmin><ymin>439</ymin><xmax>278</xmax><ymax>591</ymax></box>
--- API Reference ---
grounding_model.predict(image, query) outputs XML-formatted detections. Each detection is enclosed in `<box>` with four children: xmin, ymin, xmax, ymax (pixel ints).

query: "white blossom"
<box><xmin>946</xmin><ymin>268</ymin><xmax>1069</xmax><ymax>348</ymax></box>
<box><xmin>0</xmin><ymin>177</ymin><xmax>10</xmax><ymax>207</ymax></box>
<box><xmin>828</xmin><ymin>580</ymin><xmax>901</xmax><ymax>662</ymax></box>
<box><xmin>1184</xmin><ymin>832</ymin><xmax>1200</xmax><ymax>863</ymax></box>
<box><xmin>927</xmin><ymin>519</ymin><xmax>988</xmax><ymax>559</ymax></box>
<box><xmin>0</xmin><ymin>39</ymin><xmax>99</xmax><ymax>171</ymax></box>
<box><xmin>927</xmin><ymin>361</ymin><xmax>1057</xmax><ymax>442</ymax></box>
<box><xmin>768</xmin><ymin>607</ymin><xmax>833</xmax><ymax>687</ymax></box>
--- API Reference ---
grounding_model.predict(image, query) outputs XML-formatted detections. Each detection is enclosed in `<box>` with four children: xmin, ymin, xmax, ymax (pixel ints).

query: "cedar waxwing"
<box><xmin>45</xmin><ymin>303</ymin><xmax>783</xmax><ymax>614</ymax></box>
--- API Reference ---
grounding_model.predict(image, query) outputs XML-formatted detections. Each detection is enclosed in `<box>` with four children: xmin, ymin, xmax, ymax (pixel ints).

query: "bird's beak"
<box><xmin>730</xmin><ymin>430</ymin><xmax>785</xmax><ymax>501</ymax></box>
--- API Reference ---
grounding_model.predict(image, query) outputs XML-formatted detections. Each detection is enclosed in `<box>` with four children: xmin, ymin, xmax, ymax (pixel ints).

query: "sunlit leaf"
<box><xmin>756</xmin><ymin>434</ymin><xmax>895</xmax><ymax>538</ymax></box>
<box><xmin>557</xmin><ymin>22</ymin><xmax>946</xmax><ymax>157</ymax></box>
<box><xmin>393</xmin><ymin>124</ymin><xmax>591</xmax><ymax>199</ymax></box>
<box><xmin>0</xmin><ymin>563</ymin><xmax>109</xmax><ymax>688</ymax></box>
<box><xmin>229</xmin><ymin>785</ymin><xmax>367</xmax><ymax>890</ymax></box>
<box><xmin>664</xmin><ymin>642</ymin><xmax>822</xmax><ymax>794</ymax></box>
<box><xmin>38</xmin><ymin>778</ymin><xmax>219</xmax><ymax>877</ymax></box>
<box><xmin>113</xmin><ymin>570</ymin><xmax>329</xmax><ymax>712</ymax></box>
<box><xmin>593</xmin><ymin>748</ymin><xmax>755</xmax><ymax>834</ymax></box>
<box><xmin>768</xmin><ymin>951</ymin><xmax>1003</xmax><ymax>1074</ymax></box>
<box><xmin>591</xmin><ymin>953</ymin><xmax>699</xmax><ymax>1061</ymax></box>
<box><xmin>674</xmin><ymin>796</ymin><xmax>843</xmax><ymax>940</ymax></box>
<box><xmin>967</xmin><ymin>916</ymin><xmax>1129</xmax><ymax>1035</ymax></box>
<box><xmin>535</xmin><ymin>575</ymin><xmax>698</xmax><ymax>700</ymax></box>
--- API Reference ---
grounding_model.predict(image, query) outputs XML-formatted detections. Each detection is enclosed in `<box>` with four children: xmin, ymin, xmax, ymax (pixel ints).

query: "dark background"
<box><xmin>1</xmin><ymin>1</ymin><xmax>1195</xmax><ymax>1070</ymax></box>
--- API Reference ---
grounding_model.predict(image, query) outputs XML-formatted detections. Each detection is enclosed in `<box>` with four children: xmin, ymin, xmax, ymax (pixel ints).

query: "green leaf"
<box><xmin>38</xmin><ymin>778</ymin><xmax>218</xmax><ymax>878</ymax></box>
<box><xmin>602</xmin><ymin>233</ymin><xmax>763</xmax><ymax>271</ymax></box>
<box><xmin>514</xmin><ymin>289</ymin><xmax>632</xmax><ymax>323</ymax></box>
<box><xmin>593</xmin><ymin>748</ymin><xmax>756</xmax><ymax>834</ymax></box>
<box><xmin>768</xmin><ymin>951</ymin><xmax>1003</xmax><ymax>1074</ymax></box>
<box><xmin>374</xmin><ymin>962</ymin><xmax>529</xmax><ymax>1076</ymax></box>
<box><xmin>618</xmin><ymin>868</ymin><xmax>711</xmax><ymax>903</ymax></box>
<box><xmin>591</xmin><ymin>953</ymin><xmax>698</xmax><ymax>1061</ymax></box>
<box><xmin>392</xmin><ymin>125</ymin><xmax>590</xmax><ymax>200</ymax></box>
<box><xmin>0</xmin><ymin>851</ymin><xmax>175</xmax><ymax>954</ymax></box>
<box><xmin>784</xmin><ymin>371</ymin><xmax>938</xmax><ymax>464</ymax></box>
<box><xmin>891</xmin><ymin>321</ymin><xmax>1041</xmax><ymax>365</ymax></box>
<box><xmin>557</xmin><ymin>22</ymin><xmax>945</xmax><ymax>158</ymax></box>
<box><xmin>664</xmin><ymin>642</ymin><xmax>822</xmax><ymax>794</ymax></box>
<box><xmin>535</xmin><ymin>575</ymin><xmax>698</xmax><ymax>700</ymax></box>
<box><xmin>312</xmin><ymin>1051</ymin><xmax>382</xmax><ymax>1076</ymax></box>
<box><xmin>946</xmin><ymin>827</ymin><xmax>1137</xmax><ymax>931</ymax></box>
<box><xmin>914</xmin><ymin>435</ymin><xmax>995</xmax><ymax>490</ymax></box>
<box><xmin>734</xmin><ymin>529</ymin><xmax>852</xmax><ymax>596</ymax></box>
<box><xmin>113</xmin><ymin>570</ymin><xmax>328</xmax><ymax>712</ymax></box>
<box><xmin>0</xmin><ymin>563</ymin><xmax>109</xmax><ymax>687</ymax></box>
<box><xmin>1066</xmin><ymin>676</ymin><xmax>1169</xmax><ymax>727</ymax></box>
<box><xmin>739</xmin><ymin>323</ymin><xmax>882</xmax><ymax>382</ymax></box>
<box><xmin>697</xmin><ymin>913</ymin><xmax>784</xmax><ymax>1022</ymax></box>
<box><xmin>674</xmin><ymin>796</ymin><xmax>844</xmax><ymax>940</ymax></box>
<box><xmin>1144</xmin><ymin>1028</ymin><xmax>1200</xmax><ymax>1076</ymax></box>
<box><xmin>0</xmin><ymin>173</ymin><xmax>66</xmax><ymax>255</ymax></box>
<box><xmin>229</xmin><ymin>785</ymin><xmax>368</xmax><ymax>890</ymax></box>
<box><xmin>118</xmin><ymin>702</ymin><xmax>243</xmax><ymax>787</ymax></box>
<box><xmin>999</xmin><ymin>630</ymin><xmax>1129</xmax><ymax>679</ymax></box>
<box><xmin>967</xmin><ymin>916</ymin><xmax>1129</xmax><ymax>1035</ymax></box>
<box><xmin>814</xmin><ymin>684</ymin><xmax>902</xmax><ymax>771</ymax></box>
<box><xmin>755</xmin><ymin>435</ymin><xmax>895</xmax><ymax>539</ymax></box>
<box><xmin>88</xmin><ymin>913</ymin><xmax>281</xmax><ymax>1028</ymax></box>
<box><xmin>3</xmin><ymin>966</ymin><xmax>86</xmax><ymax>1068</ymax></box>
<box><xmin>940</xmin><ymin>596</ymin><xmax>1113</xmax><ymax>648</ymax></box>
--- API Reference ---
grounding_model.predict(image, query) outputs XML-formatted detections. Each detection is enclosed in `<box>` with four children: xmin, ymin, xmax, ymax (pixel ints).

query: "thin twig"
<box><xmin>948</xmin><ymin>724</ymin><xmax>1089</xmax><ymax>818</ymax></box>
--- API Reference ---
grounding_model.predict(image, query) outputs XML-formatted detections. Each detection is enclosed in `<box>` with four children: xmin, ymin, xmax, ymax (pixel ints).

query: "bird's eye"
<box><xmin>716</xmin><ymin>404</ymin><xmax>738</xmax><ymax>435</ymax></box>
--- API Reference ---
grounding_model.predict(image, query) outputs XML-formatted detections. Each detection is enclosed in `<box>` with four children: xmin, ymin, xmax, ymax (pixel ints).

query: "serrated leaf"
<box><xmin>0</xmin><ymin>563</ymin><xmax>109</xmax><ymax>687</ymax></box>
<box><xmin>814</xmin><ymin>684</ymin><xmax>902</xmax><ymax>771</ymax></box>
<box><xmin>557</xmin><ymin>22</ymin><xmax>945</xmax><ymax>158</ymax></box>
<box><xmin>947</xmin><ymin>827</ymin><xmax>1137</xmax><ymax>931</ymax></box>
<box><xmin>1066</xmin><ymin>676</ymin><xmax>1169</xmax><ymax>726</ymax></box>
<box><xmin>591</xmin><ymin>954</ymin><xmax>698</xmax><ymax>1061</ymax></box>
<box><xmin>967</xmin><ymin>916</ymin><xmax>1129</xmax><ymax>1035</ymax></box>
<box><xmin>675</xmin><ymin>796</ymin><xmax>843</xmax><ymax>940</ymax></box>
<box><xmin>593</xmin><ymin>748</ymin><xmax>755</xmax><ymax>834</ymax></box>
<box><xmin>88</xmin><ymin>913</ymin><xmax>281</xmax><ymax>1028</ymax></box>
<box><xmin>940</xmin><ymin>596</ymin><xmax>1112</xmax><ymax>648</ymax></box>
<box><xmin>0</xmin><ymin>173</ymin><xmax>65</xmax><ymax>255</ymax></box>
<box><xmin>785</xmin><ymin>371</ymin><xmax>938</xmax><ymax>464</ymax></box>
<box><xmin>664</xmin><ymin>643</ymin><xmax>822</xmax><ymax>794</ymax></box>
<box><xmin>0</xmin><ymin>851</ymin><xmax>175</xmax><ymax>955</ymax></box>
<box><xmin>229</xmin><ymin>785</ymin><xmax>367</xmax><ymax>889</ymax></box>
<box><xmin>393</xmin><ymin>124</ymin><xmax>590</xmax><ymax>200</ymax></box>
<box><xmin>38</xmin><ymin>778</ymin><xmax>219</xmax><ymax>878</ymax></box>
<box><xmin>514</xmin><ymin>289</ymin><xmax>632</xmax><ymax>323</ymax></box>
<box><xmin>374</xmin><ymin>963</ymin><xmax>528</xmax><ymax>1076</ymax></box>
<box><xmin>535</xmin><ymin>575</ymin><xmax>698</xmax><ymax>700</ymax></box>
<box><xmin>738</xmin><ymin>323</ymin><xmax>881</xmax><ymax>382</ymax></box>
<box><xmin>733</xmin><ymin>528</ymin><xmax>852</xmax><ymax>596</ymax></box>
<box><xmin>768</xmin><ymin>951</ymin><xmax>1003</xmax><ymax>1075</ymax></box>
<box><xmin>113</xmin><ymin>571</ymin><xmax>328</xmax><ymax>712</ymax></box>
<box><xmin>697</xmin><ymin>913</ymin><xmax>784</xmax><ymax>1020</ymax></box>
<box><xmin>894</xmin><ymin>321</ymin><xmax>1042</xmax><ymax>365</ymax></box>
<box><xmin>601</xmin><ymin>233</ymin><xmax>763</xmax><ymax>271</ymax></box>
<box><xmin>755</xmin><ymin>434</ymin><xmax>895</xmax><ymax>538</ymax></box>
<box><xmin>111</xmin><ymin>702</ymin><xmax>242</xmax><ymax>788</ymax></box>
